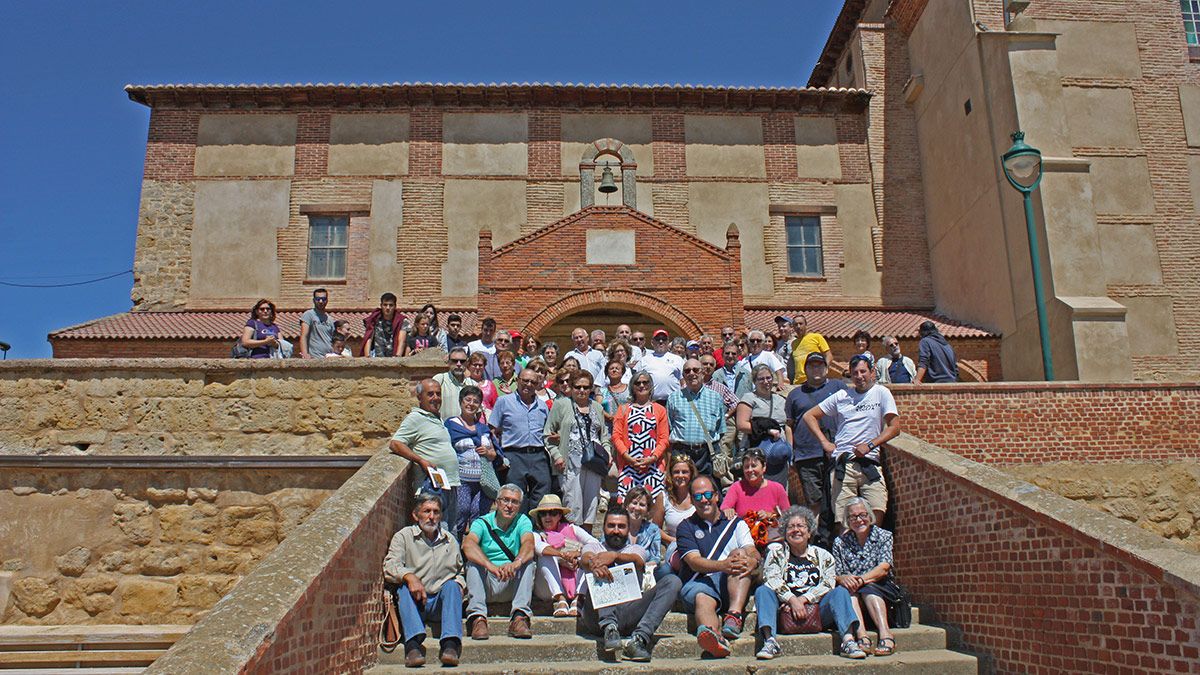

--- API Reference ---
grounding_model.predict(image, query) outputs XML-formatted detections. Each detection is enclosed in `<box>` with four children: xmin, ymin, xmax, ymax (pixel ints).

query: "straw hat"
<box><xmin>528</xmin><ymin>494</ymin><xmax>570</xmax><ymax>518</ymax></box>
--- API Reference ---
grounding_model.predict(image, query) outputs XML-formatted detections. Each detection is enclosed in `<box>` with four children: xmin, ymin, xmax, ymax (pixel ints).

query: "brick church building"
<box><xmin>50</xmin><ymin>0</ymin><xmax>1200</xmax><ymax>383</ymax></box>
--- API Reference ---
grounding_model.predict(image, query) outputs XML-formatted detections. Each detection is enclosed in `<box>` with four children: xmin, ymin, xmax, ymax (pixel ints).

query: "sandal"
<box><xmin>552</xmin><ymin>598</ymin><xmax>570</xmax><ymax>617</ymax></box>
<box><xmin>857</xmin><ymin>635</ymin><xmax>873</xmax><ymax>655</ymax></box>
<box><xmin>568</xmin><ymin>597</ymin><xmax>580</xmax><ymax>617</ymax></box>
<box><xmin>839</xmin><ymin>639</ymin><xmax>867</xmax><ymax>659</ymax></box>
<box><xmin>874</xmin><ymin>637</ymin><xmax>896</xmax><ymax>657</ymax></box>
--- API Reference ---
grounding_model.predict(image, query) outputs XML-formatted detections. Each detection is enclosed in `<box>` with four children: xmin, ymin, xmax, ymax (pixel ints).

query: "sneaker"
<box><xmin>721</xmin><ymin>612</ymin><xmax>744</xmax><ymax>639</ymax></box>
<box><xmin>468</xmin><ymin>616</ymin><xmax>489</xmax><ymax>641</ymax></box>
<box><xmin>755</xmin><ymin>636</ymin><xmax>782</xmax><ymax>660</ymax></box>
<box><xmin>439</xmin><ymin>638</ymin><xmax>461</xmax><ymax>667</ymax></box>
<box><xmin>623</xmin><ymin>633</ymin><xmax>652</xmax><ymax>662</ymax></box>
<box><xmin>602</xmin><ymin>624</ymin><xmax>622</xmax><ymax>653</ymax></box>
<box><xmin>696</xmin><ymin>626</ymin><xmax>731</xmax><ymax>658</ymax></box>
<box><xmin>508</xmin><ymin>613</ymin><xmax>533</xmax><ymax>639</ymax></box>
<box><xmin>839</xmin><ymin>638</ymin><xmax>868</xmax><ymax>659</ymax></box>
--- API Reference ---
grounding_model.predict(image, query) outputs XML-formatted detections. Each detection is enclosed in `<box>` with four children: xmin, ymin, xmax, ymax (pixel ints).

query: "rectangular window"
<box><xmin>1185</xmin><ymin>0</ymin><xmax>1200</xmax><ymax>45</ymax></box>
<box><xmin>307</xmin><ymin>215</ymin><xmax>348</xmax><ymax>280</ymax></box>
<box><xmin>785</xmin><ymin>215</ymin><xmax>824</xmax><ymax>277</ymax></box>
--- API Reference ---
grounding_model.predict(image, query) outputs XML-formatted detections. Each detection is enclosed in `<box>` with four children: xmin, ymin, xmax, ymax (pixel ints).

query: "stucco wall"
<box><xmin>0</xmin><ymin>358</ymin><xmax>441</xmax><ymax>456</ymax></box>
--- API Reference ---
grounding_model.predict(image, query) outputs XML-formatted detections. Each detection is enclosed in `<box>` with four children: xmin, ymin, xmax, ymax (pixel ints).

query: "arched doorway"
<box><xmin>539</xmin><ymin>308</ymin><xmax>686</xmax><ymax>353</ymax></box>
<box><xmin>522</xmin><ymin>289</ymin><xmax>702</xmax><ymax>347</ymax></box>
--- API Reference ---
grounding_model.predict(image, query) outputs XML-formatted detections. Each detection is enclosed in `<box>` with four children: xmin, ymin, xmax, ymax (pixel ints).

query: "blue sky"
<box><xmin>0</xmin><ymin>1</ymin><xmax>842</xmax><ymax>358</ymax></box>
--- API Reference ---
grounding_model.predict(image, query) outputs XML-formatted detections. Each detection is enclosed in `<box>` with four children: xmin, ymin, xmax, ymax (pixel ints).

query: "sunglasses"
<box><xmin>449</xmin><ymin>358</ymin><xmax>467</xmax><ymax>364</ymax></box>
<box><xmin>633</xmin><ymin>381</ymin><xmax>651</xmax><ymax>387</ymax></box>
<box><xmin>748</xmin><ymin>338</ymin><xmax>763</xmax><ymax>344</ymax></box>
<box><xmin>692</xmin><ymin>491</ymin><xmax>717</xmax><ymax>502</ymax></box>
<box><xmin>683</xmin><ymin>367</ymin><xmax>701</xmax><ymax>373</ymax></box>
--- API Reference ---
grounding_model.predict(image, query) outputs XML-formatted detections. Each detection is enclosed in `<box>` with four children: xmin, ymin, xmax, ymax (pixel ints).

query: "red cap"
<box><xmin>652</xmin><ymin>329</ymin><xmax>669</xmax><ymax>338</ymax></box>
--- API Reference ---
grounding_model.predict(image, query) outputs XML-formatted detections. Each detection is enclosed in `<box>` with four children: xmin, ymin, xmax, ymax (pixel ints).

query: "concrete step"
<box><xmin>378</xmin><ymin>623</ymin><xmax>949</xmax><ymax>665</ymax></box>
<box><xmin>0</xmin><ymin>625</ymin><xmax>186</xmax><ymax>651</ymax></box>
<box><xmin>439</xmin><ymin>607</ymin><xmax>922</xmax><ymax>636</ymax></box>
<box><xmin>0</xmin><ymin>649</ymin><xmax>165</xmax><ymax>669</ymax></box>
<box><xmin>369</xmin><ymin>648</ymin><xmax>977</xmax><ymax>674</ymax></box>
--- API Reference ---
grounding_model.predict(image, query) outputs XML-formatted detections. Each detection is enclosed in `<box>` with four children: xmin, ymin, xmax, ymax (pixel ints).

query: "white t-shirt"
<box><xmin>638</xmin><ymin>351</ymin><xmax>684</xmax><ymax>400</ymax></box>
<box><xmin>564</xmin><ymin>347</ymin><xmax>606</xmax><ymax>381</ymax></box>
<box><xmin>467</xmin><ymin>339</ymin><xmax>496</xmax><ymax>356</ymax></box>
<box><xmin>817</xmin><ymin>384</ymin><xmax>899</xmax><ymax>462</ymax></box>
<box><xmin>736</xmin><ymin>350</ymin><xmax>786</xmax><ymax>377</ymax></box>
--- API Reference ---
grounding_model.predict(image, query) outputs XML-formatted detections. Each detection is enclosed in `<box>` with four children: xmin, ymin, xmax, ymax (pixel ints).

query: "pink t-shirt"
<box><xmin>721</xmin><ymin>478</ymin><xmax>790</xmax><ymax>516</ymax></box>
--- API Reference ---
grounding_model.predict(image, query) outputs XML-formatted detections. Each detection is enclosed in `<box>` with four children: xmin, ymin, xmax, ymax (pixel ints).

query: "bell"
<box><xmin>597</xmin><ymin>165</ymin><xmax>618</xmax><ymax>194</ymax></box>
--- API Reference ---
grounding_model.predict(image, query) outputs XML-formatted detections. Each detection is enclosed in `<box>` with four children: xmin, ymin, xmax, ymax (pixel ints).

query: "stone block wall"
<box><xmin>0</xmin><ymin>462</ymin><xmax>355</xmax><ymax>625</ymax></box>
<box><xmin>1004</xmin><ymin>461</ymin><xmax>1200</xmax><ymax>552</ymax></box>
<box><xmin>887</xmin><ymin>435</ymin><xmax>1200</xmax><ymax>674</ymax></box>
<box><xmin>0</xmin><ymin>358</ymin><xmax>440</xmax><ymax>455</ymax></box>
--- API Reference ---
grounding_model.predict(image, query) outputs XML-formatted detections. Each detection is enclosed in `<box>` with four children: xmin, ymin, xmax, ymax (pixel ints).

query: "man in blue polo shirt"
<box><xmin>675</xmin><ymin>475</ymin><xmax>759</xmax><ymax>659</ymax></box>
<box><xmin>490</xmin><ymin>369</ymin><xmax>557</xmax><ymax>514</ymax></box>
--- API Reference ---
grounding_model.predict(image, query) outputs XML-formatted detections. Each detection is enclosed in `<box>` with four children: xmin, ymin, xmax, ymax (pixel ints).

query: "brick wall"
<box><xmin>890</xmin><ymin>382</ymin><xmax>1200</xmax><ymax>462</ymax></box>
<box><xmin>888</xmin><ymin>436</ymin><xmax>1200</xmax><ymax>674</ymax></box>
<box><xmin>144</xmin><ymin>452</ymin><xmax>417</xmax><ymax>675</ymax></box>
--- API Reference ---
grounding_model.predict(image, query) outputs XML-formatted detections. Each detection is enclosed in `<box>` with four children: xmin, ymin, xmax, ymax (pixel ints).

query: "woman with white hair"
<box><xmin>833</xmin><ymin>497</ymin><xmax>899</xmax><ymax>656</ymax></box>
<box><xmin>754</xmin><ymin>505</ymin><xmax>866</xmax><ymax>660</ymax></box>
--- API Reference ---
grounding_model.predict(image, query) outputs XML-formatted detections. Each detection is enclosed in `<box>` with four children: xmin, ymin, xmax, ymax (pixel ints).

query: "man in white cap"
<box><xmin>636</xmin><ymin>329</ymin><xmax>684</xmax><ymax>404</ymax></box>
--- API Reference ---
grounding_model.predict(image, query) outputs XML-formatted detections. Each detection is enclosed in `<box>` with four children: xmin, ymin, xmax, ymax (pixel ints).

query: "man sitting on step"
<box><xmin>675</xmin><ymin>474</ymin><xmax>760</xmax><ymax>658</ymax></box>
<box><xmin>575</xmin><ymin>506</ymin><xmax>682</xmax><ymax>662</ymax></box>
<box><xmin>461</xmin><ymin>483</ymin><xmax>537</xmax><ymax>640</ymax></box>
<box><xmin>383</xmin><ymin>491</ymin><xmax>465</xmax><ymax>667</ymax></box>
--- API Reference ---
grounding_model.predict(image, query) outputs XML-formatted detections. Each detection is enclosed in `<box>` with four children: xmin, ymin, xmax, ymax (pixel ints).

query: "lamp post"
<box><xmin>1001</xmin><ymin>131</ymin><xmax>1054</xmax><ymax>380</ymax></box>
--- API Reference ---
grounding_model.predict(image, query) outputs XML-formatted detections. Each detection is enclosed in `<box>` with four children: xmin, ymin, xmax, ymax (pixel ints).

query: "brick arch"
<box><xmin>578</xmin><ymin>138</ymin><xmax>638</xmax><ymax>210</ymax></box>
<box><xmin>523</xmin><ymin>289</ymin><xmax>702</xmax><ymax>340</ymax></box>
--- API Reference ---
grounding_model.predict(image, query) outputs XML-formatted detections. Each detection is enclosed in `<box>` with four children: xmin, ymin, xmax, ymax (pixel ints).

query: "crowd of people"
<box><xmin>375</xmin><ymin>296</ymin><xmax>958</xmax><ymax>667</ymax></box>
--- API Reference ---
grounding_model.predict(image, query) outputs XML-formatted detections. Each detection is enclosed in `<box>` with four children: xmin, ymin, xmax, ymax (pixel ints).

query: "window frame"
<box><xmin>783</xmin><ymin>214</ymin><xmax>825</xmax><ymax>278</ymax></box>
<box><xmin>1184</xmin><ymin>0</ymin><xmax>1200</xmax><ymax>60</ymax></box>
<box><xmin>305</xmin><ymin>214</ymin><xmax>350</xmax><ymax>281</ymax></box>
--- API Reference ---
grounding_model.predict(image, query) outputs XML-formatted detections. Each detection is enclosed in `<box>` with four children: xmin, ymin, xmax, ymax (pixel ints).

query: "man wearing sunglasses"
<box><xmin>732</xmin><ymin>330</ymin><xmax>786</xmax><ymax>397</ymax></box>
<box><xmin>433</xmin><ymin>347</ymin><xmax>478</xmax><ymax>421</ymax></box>
<box><xmin>665</xmin><ymin>358</ymin><xmax>726</xmax><ymax>477</ymax></box>
<box><xmin>676</xmin><ymin>475</ymin><xmax>759</xmax><ymax>658</ymax></box>
<box><xmin>298</xmin><ymin>288</ymin><xmax>337</xmax><ymax>359</ymax></box>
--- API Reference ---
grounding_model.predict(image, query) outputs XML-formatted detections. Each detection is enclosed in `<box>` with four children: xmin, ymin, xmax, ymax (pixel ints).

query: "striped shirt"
<box><xmin>666</xmin><ymin>386</ymin><xmax>727</xmax><ymax>445</ymax></box>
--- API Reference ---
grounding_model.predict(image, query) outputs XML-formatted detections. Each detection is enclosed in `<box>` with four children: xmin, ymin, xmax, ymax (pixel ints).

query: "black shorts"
<box><xmin>794</xmin><ymin>456</ymin><xmax>826</xmax><ymax>507</ymax></box>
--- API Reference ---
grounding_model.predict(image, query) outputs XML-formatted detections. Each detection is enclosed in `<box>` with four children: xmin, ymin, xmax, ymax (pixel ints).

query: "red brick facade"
<box><xmin>477</xmin><ymin>206</ymin><xmax>744</xmax><ymax>338</ymax></box>
<box><xmin>889</xmin><ymin>443</ymin><xmax>1200</xmax><ymax>674</ymax></box>
<box><xmin>892</xmin><ymin>382</ymin><xmax>1200</xmax><ymax>463</ymax></box>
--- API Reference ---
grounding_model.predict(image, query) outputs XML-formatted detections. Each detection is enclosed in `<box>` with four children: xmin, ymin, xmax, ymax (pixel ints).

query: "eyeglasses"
<box><xmin>848</xmin><ymin>513</ymin><xmax>872</xmax><ymax>522</ymax></box>
<box><xmin>573</xmin><ymin>384</ymin><xmax>593</xmax><ymax>390</ymax></box>
<box><xmin>497</xmin><ymin>497</ymin><xmax>521</xmax><ymax>506</ymax></box>
<box><xmin>449</xmin><ymin>358</ymin><xmax>467</xmax><ymax>364</ymax></box>
<box><xmin>683</xmin><ymin>367</ymin><xmax>701</xmax><ymax>373</ymax></box>
<box><xmin>692</xmin><ymin>491</ymin><xmax>717</xmax><ymax>502</ymax></box>
<box><xmin>748</xmin><ymin>338</ymin><xmax>762</xmax><ymax>344</ymax></box>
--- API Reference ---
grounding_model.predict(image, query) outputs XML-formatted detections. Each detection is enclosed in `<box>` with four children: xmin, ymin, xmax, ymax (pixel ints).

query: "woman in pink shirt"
<box><xmin>722</xmin><ymin>447</ymin><xmax>790</xmax><ymax>520</ymax></box>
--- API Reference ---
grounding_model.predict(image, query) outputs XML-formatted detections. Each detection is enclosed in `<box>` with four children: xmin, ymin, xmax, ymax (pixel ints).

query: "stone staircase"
<box><xmin>0</xmin><ymin>625</ymin><xmax>185</xmax><ymax>673</ymax></box>
<box><xmin>367</xmin><ymin>607</ymin><xmax>978</xmax><ymax>674</ymax></box>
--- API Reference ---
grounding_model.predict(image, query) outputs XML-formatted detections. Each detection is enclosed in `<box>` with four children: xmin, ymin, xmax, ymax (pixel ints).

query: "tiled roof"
<box><xmin>50</xmin><ymin>308</ymin><xmax>993</xmax><ymax>341</ymax></box>
<box><xmin>744</xmin><ymin>309</ymin><xmax>996</xmax><ymax>339</ymax></box>
<box><xmin>125</xmin><ymin>81</ymin><xmax>871</xmax><ymax>95</ymax></box>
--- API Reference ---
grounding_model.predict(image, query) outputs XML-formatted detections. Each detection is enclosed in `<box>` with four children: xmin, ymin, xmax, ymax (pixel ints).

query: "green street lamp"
<box><xmin>1001</xmin><ymin>131</ymin><xmax>1054</xmax><ymax>380</ymax></box>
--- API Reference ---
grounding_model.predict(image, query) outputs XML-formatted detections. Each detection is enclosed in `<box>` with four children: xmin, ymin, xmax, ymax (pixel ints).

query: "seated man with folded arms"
<box><xmin>383</xmin><ymin>492</ymin><xmax>465</xmax><ymax>667</ymax></box>
<box><xmin>460</xmin><ymin>483</ymin><xmax>536</xmax><ymax>640</ymax></box>
<box><xmin>576</xmin><ymin>506</ymin><xmax>682</xmax><ymax>663</ymax></box>
<box><xmin>675</xmin><ymin>474</ymin><xmax>760</xmax><ymax>659</ymax></box>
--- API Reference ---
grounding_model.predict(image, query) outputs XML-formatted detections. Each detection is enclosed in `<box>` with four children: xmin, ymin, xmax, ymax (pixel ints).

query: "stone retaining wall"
<box><xmin>1003</xmin><ymin>461</ymin><xmax>1200</xmax><ymax>553</ymax></box>
<box><xmin>0</xmin><ymin>461</ymin><xmax>358</xmax><ymax>625</ymax></box>
<box><xmin>0</xmin><ymin>357</ymin><xmax>441</xmax><ymax>456</ymax></box>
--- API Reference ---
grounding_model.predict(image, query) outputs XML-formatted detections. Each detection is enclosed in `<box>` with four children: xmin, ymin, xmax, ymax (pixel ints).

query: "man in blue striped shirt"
<box><xmin>666</xmin><ymin>358</ymin><xmax>726</xmax><ymax>477</ymax></box>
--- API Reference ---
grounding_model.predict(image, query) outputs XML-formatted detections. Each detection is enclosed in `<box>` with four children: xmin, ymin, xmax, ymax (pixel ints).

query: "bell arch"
<box><xmin>579</xmin><ymin>138</ymin><xmax>638</xmax><ymax>210</ymax></box>
<box><xmin>523</xmin><ymin>289</ymin><xmax>701</xmax><ymax>341</ymax></box>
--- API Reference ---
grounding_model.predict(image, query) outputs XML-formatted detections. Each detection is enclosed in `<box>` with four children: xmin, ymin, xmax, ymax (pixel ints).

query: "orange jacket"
<box><xmin>611</xmin><ymin>402</ymin><xmax>670</xmax><ymax>473</ymax></box>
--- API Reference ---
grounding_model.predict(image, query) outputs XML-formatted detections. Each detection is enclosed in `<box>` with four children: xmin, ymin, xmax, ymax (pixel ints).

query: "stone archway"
<box><xmin>523</xmin><ymin>289</ymin><xmax>702</xmax><ymax>341</ymax></box>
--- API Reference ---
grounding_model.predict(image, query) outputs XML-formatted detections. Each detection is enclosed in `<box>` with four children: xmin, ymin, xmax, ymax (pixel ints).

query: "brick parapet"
<box><xmin>887</xmin><ymin>434</ymin><xmax>1200</xmax><ymax>673</ymax></box>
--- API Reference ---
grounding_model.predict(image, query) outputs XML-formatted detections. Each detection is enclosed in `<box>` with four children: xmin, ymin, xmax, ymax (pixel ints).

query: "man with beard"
<box><xmin>383</xmin><ymin>492</ymin><xmax>465</xmax><ymax>667</ymax></box>
<box><xmin>576</xmin><ymin>507</ymin><xmax>682</xmax><ymax>662</ymax></box>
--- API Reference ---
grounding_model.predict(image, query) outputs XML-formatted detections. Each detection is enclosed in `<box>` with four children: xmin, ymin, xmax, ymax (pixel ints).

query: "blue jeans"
<box><xmin>754</xmin><ymin>585</ymin><xmax>859</xmax><ymax>638</ymax></box>
<box><xmin>394</xmin><ymin>582</ymin><xmax>464</xmax><ymax>644</ymax></box>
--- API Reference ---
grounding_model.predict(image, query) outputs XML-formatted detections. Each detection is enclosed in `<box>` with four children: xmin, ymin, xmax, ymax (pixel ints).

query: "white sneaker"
<box><xmin>756</xmin><ymin>636</ymin><xmax>781</xmax><ymax>660</ymax></box>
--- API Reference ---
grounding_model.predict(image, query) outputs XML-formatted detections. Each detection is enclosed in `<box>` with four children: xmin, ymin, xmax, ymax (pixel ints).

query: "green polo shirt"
<box><xmin>392</xmin><ymin>407</ymin><xmax>460</xmax><ymax>487</ymax></box>
<box><xmin>469</xmin><ymin>511</ymin><xmax>532</xmax><ymax>566</ymax></box>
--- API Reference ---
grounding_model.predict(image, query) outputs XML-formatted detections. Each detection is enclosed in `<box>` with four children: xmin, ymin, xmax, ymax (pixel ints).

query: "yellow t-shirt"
<box><xmin>790</xmin><ymin>332</ymin><xmax>831</xmax><ymax>384</ymax></box>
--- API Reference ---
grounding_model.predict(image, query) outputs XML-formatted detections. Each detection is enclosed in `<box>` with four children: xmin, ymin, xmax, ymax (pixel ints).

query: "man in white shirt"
<box><xmin>802</xmin><ymin>355</ymin><xmax>901</xmax><ymax>528</ymax></box>
<box><xmin>636</xmin><ymin>329</ymin><xmax>683</xmax><ymax>403</ymax></box>
<box><xmin>564</xmin><ymin>326</ymin><xmax>606</xmax><ymax>381</ymax></box>
<box><xmin>732</xmin><ymin>330</ymin><xmax>787</xmax><ymax>396</ymax></box>
<box><xmin>467</xmin><ymin>317</ymin><xmax>497</xmax><ymax>357</ymax></box>
<box><xmin>626</xmin><ymin>328</ymin><xmax>646</xmax><ymax>365</ymax></box>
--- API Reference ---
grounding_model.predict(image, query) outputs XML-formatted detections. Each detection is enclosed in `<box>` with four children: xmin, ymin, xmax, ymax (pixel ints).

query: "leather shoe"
<box><xmin>469</xmin><ymin>616</ymin><xmax>489</xmax><ymax>641</ymax></box>
<box><xmin>507</xmin><ymin>613</ymin><xmax>533</xmax><ymax>639</ymax></box>
<box><xmin>404</xmin><ymin>642</ymin><xmax>425</xmax><ymax>667</ymax></box>
<box><xmin>439</xmin><ymin>638</ymin><xmax>461</xmax><ymax>666</ymax></box>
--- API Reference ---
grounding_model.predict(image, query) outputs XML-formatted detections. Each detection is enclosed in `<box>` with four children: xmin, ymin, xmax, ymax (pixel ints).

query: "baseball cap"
<box><xmin>686</xmin><ymin>340</ymin><xmax>700</xmax><ymax>350</ymax></box>
<box><xmin>652</xmin><ymin>329</ymin><xmax>669</xmax><ymax>339</ymax></box>
<box><xmin>774</xmin><ymin>315</ymin><xmax>792</xmax><ymax>325</ymax></box>
<box><xmin>805</xmin><ymin>352</ymin><xmax>827</xmax><ymax>365</ymax></box>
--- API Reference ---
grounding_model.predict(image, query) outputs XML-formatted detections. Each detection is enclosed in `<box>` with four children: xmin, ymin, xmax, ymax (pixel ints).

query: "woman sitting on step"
<box><xmin>833</xmin><ymin>497</ymin><xmax>899</xmax><ymax>657</ymax></box>
<box><xmin>530</xmin><ymin>494</ymin><xmax>599</xmax><ymax>617</ymax></box>
<box><xmin>754</xmin><ymin>505</ymin><xmax>866</xmax><ymax>661</ymax></box>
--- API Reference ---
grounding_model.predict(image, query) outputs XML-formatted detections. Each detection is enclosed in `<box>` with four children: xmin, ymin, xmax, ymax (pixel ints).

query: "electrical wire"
<box><xmin>0</xmin><ymin>270</ymin><xmax>132</xmax><ymax>288</ymax></box>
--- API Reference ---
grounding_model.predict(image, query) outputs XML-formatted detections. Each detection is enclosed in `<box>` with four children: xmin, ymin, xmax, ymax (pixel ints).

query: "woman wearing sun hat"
<box><xmin>529</xmin><ymin>494</ymin><xmax>599</xmax><ymax>617</ymax></box>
